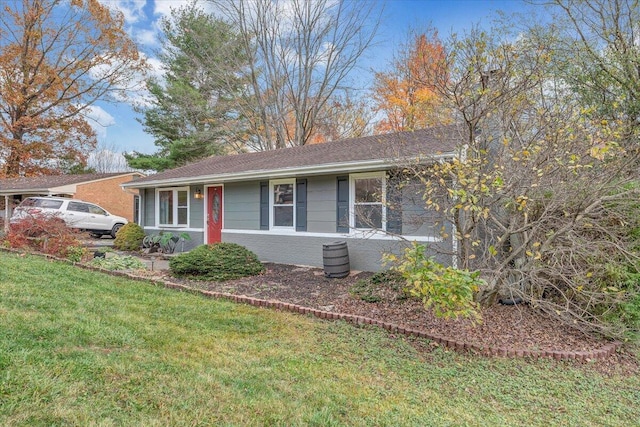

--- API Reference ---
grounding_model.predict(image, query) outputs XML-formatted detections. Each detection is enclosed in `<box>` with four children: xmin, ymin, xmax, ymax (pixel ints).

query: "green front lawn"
<box><xmin>0</xmin><ymin>252</ymin><xmax>638</xmax><ymax>426</ymax></box>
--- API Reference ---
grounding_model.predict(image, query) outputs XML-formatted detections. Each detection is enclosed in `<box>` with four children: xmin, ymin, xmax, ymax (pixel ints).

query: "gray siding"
<box><xmin>400</xmin><ymin>182</ymin><xmax>445</xmax><ymax>237</ymax></box>
<box><xmin>138</xmin><ymin>173</ymin><xmax>453</xmax><ymax>272</ymax></box>
<box><xmin>222</xmin><ymin>232</ymin><xmax>452</xmax><ymax>272</ymax></box>
<box><xmin>190</xmin><ymin>186</ymin><xmax>204</xmax><ymax>228</ymax></box>
<box><xmin>306</xmin><ymin>175</ymin><xmax>338</xmax><ymax>233</ymax></box>
<box><xmin>224</xmin><ymin>181</ymin><xmax>261</xmax><ymax>230</ymax></box>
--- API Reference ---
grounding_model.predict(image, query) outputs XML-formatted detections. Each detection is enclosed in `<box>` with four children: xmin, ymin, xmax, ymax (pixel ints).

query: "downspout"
<box><xmin>4</xmin><ymin>195</ymin><xmax>9</xmax><ymax>232</ymax></box>
<box><xmin>139</xmin><ymin>190</ymin><xmax>143</xmax><ymax>226</ymax></box>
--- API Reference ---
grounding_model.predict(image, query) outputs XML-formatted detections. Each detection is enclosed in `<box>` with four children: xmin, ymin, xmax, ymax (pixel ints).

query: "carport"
<box><xmin>0</xmin><ymin>172</ymin><xmax>143</xmax><ymax>231</ymax></box>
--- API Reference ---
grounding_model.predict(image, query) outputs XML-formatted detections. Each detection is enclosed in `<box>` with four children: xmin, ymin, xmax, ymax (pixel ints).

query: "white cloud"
<box><xmin>153</xmin><ymin>0</ymin><xmax>192</xmax><ymax>18</ymax></box>
<box><xmin>145</xmin><ymin>55</ymin><xmax>165</xmax><ymax>80</ymax></box>
<box><xmin>82</xmin><ymin>105</ymin><xmax>116</xmax><ymax>140</ymax></box>
<box><xmin>98</xmin><ymin>0</ymin><xmax>147</xmax><ymax>24</ymax></box>
<box><xmin>135</xmin><ymin>27</ymin><xmax>159</xmax><ymax>46</ymax></box>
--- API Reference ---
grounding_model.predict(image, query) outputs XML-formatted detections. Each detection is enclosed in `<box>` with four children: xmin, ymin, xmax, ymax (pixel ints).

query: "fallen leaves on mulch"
<box><xmin>160</xmin><ymin>263</ymin><xmax>638</xmax><ymax>376</ymax></box>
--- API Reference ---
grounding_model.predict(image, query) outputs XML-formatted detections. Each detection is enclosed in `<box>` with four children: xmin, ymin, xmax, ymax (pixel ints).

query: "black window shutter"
<box><xmin>336</xmin><ymin>176</ymin><xmax>349</xmax><ymax>232</ymax></box>
<box><xmin>296</xmin><ymin>179</ymin><xmax>307</xmax><ymax>231</ymax></box>
<box><xmin>386</xmin><ymin>172</ymin><xmax>403</xmax><ymax>234</ymax></box>
<box><xmin>259</xmin><ymin>181</ymin><xmax>269</xmax><ymax>230</ymax></box>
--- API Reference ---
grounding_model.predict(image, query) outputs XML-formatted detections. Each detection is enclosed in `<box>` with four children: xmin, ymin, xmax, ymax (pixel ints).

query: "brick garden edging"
<box><xmin>3</xmin><ymin>249</ymin><xmax>622</xmax><ymax>361</ymax></box>
<box><xmin>123</xmin><ymin>270</ymin><xmax>622</xmax><ymax>362</ymax></box>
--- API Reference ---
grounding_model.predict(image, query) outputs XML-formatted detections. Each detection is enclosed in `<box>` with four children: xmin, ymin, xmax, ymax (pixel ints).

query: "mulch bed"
<box><xmin>159</xmin><ymin>262</ymin><xmax>639</xmax><ymax>376</ymax></box>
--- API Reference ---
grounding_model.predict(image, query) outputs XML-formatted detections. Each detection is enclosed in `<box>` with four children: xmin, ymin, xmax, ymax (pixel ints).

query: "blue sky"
<box><xmin>93</xmin><ymin>0</ymin><xmax>530</xmax><ymax>156</ymax></box>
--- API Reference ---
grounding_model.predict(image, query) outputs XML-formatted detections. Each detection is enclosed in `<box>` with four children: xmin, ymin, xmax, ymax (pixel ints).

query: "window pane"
<box><xmin>274</xmin><ymin>206</ymin><xmax>293</xmax><ymax>227</ymax></box>
<box><xmin>273</xmin><ymin>184</ymin><xmax>293</xmax><ymax>205</ymax></box>
<box><xmin>88</xmin><ymin>205</ymin><xmax>106</xmax><ymax>215</ymax></box>
<box><xmin>178</xmin><ymin>207</ymin><xmax>188</xmax><ymax>225</ymax></box>
<box><xmin>177</xmin><ymin>190</ymin><xmax>188</xmax><ymax>207</ymax></box>
<box><xmin>35</xmin><ymin>199</ymin><xmax>63</xmax><ymax>209</ymax></box>
<box><xmin>159</xmin><ymin>191</ymin><xmax>173</xmax><ymax>224</ymax></box>
<box><xmin>355</xmin><ymin>178</ymin><xmax>381</xmax><ymax>203</ymax></box>
<box><xmin>355</xmin><ymin>205</ymin><xmax>382</xmax><ymax>229</ymax></box>
<box><xmin>68</xmin><ymin>202</ymin><xmax>89</xmax><ymax>213</ymax></box>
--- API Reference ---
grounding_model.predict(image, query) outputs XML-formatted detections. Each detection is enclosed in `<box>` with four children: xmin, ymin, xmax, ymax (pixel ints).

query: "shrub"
<box><xmin>617</xmin><ymin>294</ymin><xmax>640</xmax><ymax>344</ymax></box>
<box><xmin>142</xmin><ymin>231</ymin><xmax>191</xmax><ymax>254</ymax></box>
<box><xmin>385</xmin><ymin>242</ymin><xmax>483</xmax><ymax>323</ymax></box>
<box><xmin>350</xmin><ymin>270</ymin><xmax>407</xmax><ymax>303</ymax></box>
<box><xmin>66</xmin><ymin>246</ymin><xmax>87</xmax><ymax>263</ymax></box>
<box><xmin>5</xmin><ymin>215</ymin><xmax>81</xmax><ymax>259</ymax></box>
<box><xmin>113</xmin><ymin>222</ymin><xmax>146</xmax><ymax>251</ymax></box>
<box><xmin>169</xmin><ymin>243</ymin><xmax>264</xmax><ymax>281</ymax></box>
<box><xmin>89</xmin><ymin>254</ymin><xmax>146</xmax><ymax>271</ymax></box>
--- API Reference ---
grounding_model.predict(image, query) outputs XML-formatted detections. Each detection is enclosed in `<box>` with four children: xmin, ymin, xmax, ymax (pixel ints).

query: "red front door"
<box><xmin>207</xmin><ymin>186</ymin><xmax>223</xmax><ymax>244</ymax></box>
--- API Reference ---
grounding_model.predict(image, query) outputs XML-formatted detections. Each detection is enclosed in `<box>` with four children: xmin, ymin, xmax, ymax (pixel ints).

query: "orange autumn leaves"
<box><xmin>372</xmin><ymin>31</ymin><xmax>451</xmax><ymax>133</ymax></box>
<box><xmin>0</xmin><ymin>0</ymin><xmax>145</xmax><ymax>177</ymax></box>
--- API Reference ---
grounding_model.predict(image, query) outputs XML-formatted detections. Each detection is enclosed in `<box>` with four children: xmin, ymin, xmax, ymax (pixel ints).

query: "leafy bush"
<box><xmin>142</xmin><ymin>231</ymin><xmax>191</xmax><ymax>254</ymax></box>
<box><xmin>5</xmin><ymin>215</ymin><xmax>81</xmax><ymax>259</ymax></box>
<box><xmin>113</xmin><ymin>222</ymin><xmax>146</xmax><ymax>251</ymax></box>
<box><xmin>169</xmin><ymin>243</ymin><xmax>264</xmax><ymax>281</ymax></box>
<box><xmin>617</xmin><ymin>294</ymin><xmax>640</xmax><ymax>344</ymax></box>
<box><xmin>385</xmin><ymin>242</ymin><xmax>483</xmax><ymax>323</ymax></box>
<box><xmin>89</xmin><ymin>254</ymin><xmax>146</xmax><ymax>271</ymax></box>
<box><xmin>350</xmin><ymin>270</ymin><xmax>407</xmax><ymax>303</ymax></box>
<box><xmin>66</xmin><ymin>246</ymin><xmax>87</xmax><ymax>263</ymax></box>
<box><xmin>592</xmin><ymin>261</ymin><xmax>640</xmax><ymax>342</ymax></box>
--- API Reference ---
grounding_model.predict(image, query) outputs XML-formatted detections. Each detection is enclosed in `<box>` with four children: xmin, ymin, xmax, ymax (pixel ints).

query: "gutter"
<box><xmin>121</xmin><ymin>152</ymin><xmax>457</xmax><ymax>189</ymax></box>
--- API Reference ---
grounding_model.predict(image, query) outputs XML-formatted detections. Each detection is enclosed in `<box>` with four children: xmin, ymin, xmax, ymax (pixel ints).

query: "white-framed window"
<box><xmin>350</xmin><ymin>172</ymin><xmax>386</xmax><ymax>230</ymax></box>
<box><xmin>157</xmin><ymin>187</ymin><xmax>189</xmax><ymax>227</ymax></box>
<box><xmin>270</xmin><ymin>179</ymin><xmax>295</xmax><ymax>229</ymax></box>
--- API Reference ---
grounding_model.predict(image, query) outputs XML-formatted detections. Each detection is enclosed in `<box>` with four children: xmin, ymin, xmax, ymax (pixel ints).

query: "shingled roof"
<box><xmin>0</xmin><ymin>172</ymin><xmax>143</xmax><ymax>195</ymax></box>
<box><xmin>124</xmin><ymin>126</ymin><xmax>463</xmax><ymax>188</ymax></box>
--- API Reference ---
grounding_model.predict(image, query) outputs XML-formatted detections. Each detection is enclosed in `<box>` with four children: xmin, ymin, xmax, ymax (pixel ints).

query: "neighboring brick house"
<box><xmin>0</xmin><ymin>172</ymin><xmax>144</xmax><ymax>230</ymax></box>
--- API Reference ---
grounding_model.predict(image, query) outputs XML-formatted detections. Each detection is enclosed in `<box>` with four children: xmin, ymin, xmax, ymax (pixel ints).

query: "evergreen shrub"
<box><xmin>113</xmin><ymin>222</ymin><xmax>146</xmax><ymax>251</ymax></box>
<box><xmin>169</xmin><ymin>243</ymin><xmax>264</xmax><ymax>281</ymax></box>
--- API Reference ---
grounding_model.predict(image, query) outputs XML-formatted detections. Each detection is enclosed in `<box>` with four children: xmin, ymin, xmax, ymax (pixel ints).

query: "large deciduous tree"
<box><xmin>0</xmin><ymin>0</ymin><xmax>145</xmax><ymax>177</ymax></box>
<box><xmin>210</xmin><ymin>0</ymin><xmax>380</xmax><ymax>150</ymax></box>
<box><xmin>544</xmin><ymin>0</ymin><xmax>640</xmax><ymax>143</ymax></box>
<box><xmin>372</xmin><ymin>29</ymin><xmax>450</xmax><ymax>133</ymax></box>
<box><xmin>310</xmin><ymin>92</ymin><xmax>374</xmax><ymax>143</ymax></box>
<box><xmin>395</xmin><ymin>22</ymin><xmax>640</xmax><ymax>339</ymax></box>
<box><xmin>126</xmin><ymin>1</ymin><xmax>249</xmax><ymax>172</ymax></box>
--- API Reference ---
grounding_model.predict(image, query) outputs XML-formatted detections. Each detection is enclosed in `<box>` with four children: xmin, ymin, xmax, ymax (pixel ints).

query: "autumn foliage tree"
<box><xmin>397</xmin><ymin>23</ymin><xmax>640</xmax><ymax>339</ymax></box>
<box><xmin>0</xmin><ymin>0</ymin><xmax>146</xmax><ymax>177</ymax></box>
<box><xmin>279</xmin><ymin>92</ymin><xmax>373</xmax><ymax>145</ymax></box>
<box><xmin>547</xmin><ymin>0</ymin><xmax>640</xmax><ymax>146</ymax></box>
<box><xmin>372</xmin><ymin>30</ymin><xmax>450</xmax><ymax>133</ymax></box>
<box><xmin>211</xmin><ymin>0</ymin><xmax>380</xmax><ymax>150</ymax></box>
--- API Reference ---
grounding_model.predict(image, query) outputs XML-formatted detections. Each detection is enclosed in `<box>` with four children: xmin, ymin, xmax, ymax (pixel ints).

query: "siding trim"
<box><xmin>223</xmin><ymin>228</ymin><xmax>442</xmax><ymax>242</ymax></box>
<box><xmin>144</xmin><ymin>226</ymin><xmax>205</xmax><ymax>232</ymax></box>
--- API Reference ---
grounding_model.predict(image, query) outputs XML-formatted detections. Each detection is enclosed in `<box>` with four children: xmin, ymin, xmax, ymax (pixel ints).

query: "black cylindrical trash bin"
<box><xmin>323</xmin><ymin>241</ymin><xmax>350</xmax><ymax>278</ymax></box>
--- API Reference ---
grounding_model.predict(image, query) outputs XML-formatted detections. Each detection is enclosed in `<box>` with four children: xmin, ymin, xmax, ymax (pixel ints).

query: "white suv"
<box><xmin>11</xmin><ymin>197</ymin><xmax>128</xmax><ymax>238</ymax></box>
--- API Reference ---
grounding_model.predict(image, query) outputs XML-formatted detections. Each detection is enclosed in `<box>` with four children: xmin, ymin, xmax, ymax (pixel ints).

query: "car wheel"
<box><xmin>110</xmin><ymin>223</ymin><xmax>124</xmax><ymax>239</ymax></box>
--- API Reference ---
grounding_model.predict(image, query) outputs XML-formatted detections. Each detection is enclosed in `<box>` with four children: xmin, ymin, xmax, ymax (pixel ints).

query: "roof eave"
<box><xmin>0</xmin><ymin>172</ymin><xmax>145</xmax><ymax>196</ymax></box>
<box><xmin>0</xmin><ymin>188</ymin><xmax>63</xmax><ymax>196</ymax></box>
<box><xmin>121</xmin><ymin>153</ymin><xmax>456</xmax><ymax>189</ymax></box>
